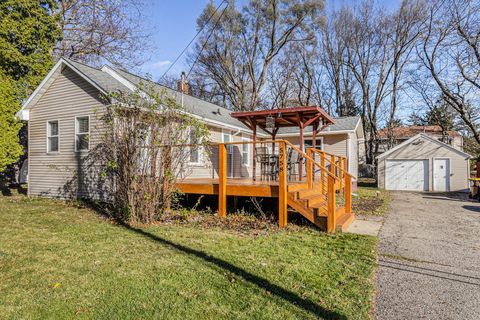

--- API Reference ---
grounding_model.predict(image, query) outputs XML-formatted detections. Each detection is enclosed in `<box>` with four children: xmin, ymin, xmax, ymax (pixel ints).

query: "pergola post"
<box><xmin>311</xmin><ymin>123</ymin><xmax>318</xmax><ymax>181</ymax></box>
<box><xmin>252</xmin><ymin>119</ymin><xmax>257</xmax><ymax>181</ymax></box>
<box><xmin>298</xmin><ymin>125</ymin><xmax>304</xmax><ymax>181</ymax></box>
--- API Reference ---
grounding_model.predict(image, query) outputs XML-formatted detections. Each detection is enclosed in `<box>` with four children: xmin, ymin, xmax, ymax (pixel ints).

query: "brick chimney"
<box><xmin>177</xmin><ymin>71</ymin><xmax>189</xmax><ymax>95</ymax></box>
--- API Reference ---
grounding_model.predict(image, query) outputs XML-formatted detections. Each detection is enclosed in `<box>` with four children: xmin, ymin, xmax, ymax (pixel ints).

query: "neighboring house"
<box><xmin>17</xmin><ymin>58</ymin><xmax>360</xmax><ymax>198</ymax></box>
<box><xmin>377</xmin><ymin>134</ymin><xmax>471</xmax><ymax>192</ymax></box>
<box><xmin>376</xmin><ymin>125</ymin><xmax>464</xmax><ymax>156</ymax></box>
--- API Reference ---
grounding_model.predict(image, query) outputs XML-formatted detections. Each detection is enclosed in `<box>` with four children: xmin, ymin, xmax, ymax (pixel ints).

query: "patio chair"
<box><xmin>256</xmin><ymin>147</ymin><xmax>276</xmax><ymax>181</ymax></box>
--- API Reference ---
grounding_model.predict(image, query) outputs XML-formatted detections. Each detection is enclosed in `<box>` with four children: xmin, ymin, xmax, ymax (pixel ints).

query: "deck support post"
<box><xmin>306</xmin><ymin>148</ymin><xmax>313</xmax><ymax>188</ymax></box>
<box><xmin>298</xmin><ymin>126</ymin><xmax>304</xmax><ymax>181</ymax></box>
<box><xmin>320</xmin><ymin>152</ymin><xmax>326</xmax><ymax>194</ymax></box>
<box><xmin>345</xmin><ymin>174</ymin><xmax>352</xmax><ymax>214</ymax></box>
<box><xmin>252</xmin><ymin>121</ymin><xmax>257</xmax><ymax>181</ymax></box>
<box><xmin>327</xmin><ymin>174</ymin><xmax>336</xmax><ymax>233</ymax></box>
<box><xmin>278</xmin><ymin>141</ymin><xmax>288</xmax><ymax>228</ymax></box>
<box><xmin>218</xmin><ymin>143</ymin><xmax>227</xmax><ymax>218</ymax></box>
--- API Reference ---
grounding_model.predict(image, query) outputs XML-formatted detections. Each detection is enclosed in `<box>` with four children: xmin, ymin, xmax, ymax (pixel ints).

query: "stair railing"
<box><xmin>307</xmin><ymin>148</ymin><xmax>355</xmax><ymax>215</ymax></box>
<box><xmin>284</xmin><ymin>141</ymin><xmax>342</xmax><ymax>232</ymax></box>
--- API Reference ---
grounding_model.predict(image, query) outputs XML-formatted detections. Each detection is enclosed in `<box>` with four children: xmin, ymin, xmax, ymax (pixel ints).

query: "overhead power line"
<box><xmin>186</xmin><ymin>4</ymin><xmax>229</xmax><ymax>79</ymax></box>
<box><xmin>160</xmin><ymin>0</ymin><xmax>228</xmax><ymax>80</ymax></box>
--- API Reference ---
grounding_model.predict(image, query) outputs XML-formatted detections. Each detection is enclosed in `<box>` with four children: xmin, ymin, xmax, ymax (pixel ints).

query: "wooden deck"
<box><xmin>176</xmin><ymin>178</ymin><xmax>306</xmax><ymax>197</ymax></box>
<box><xmin>175</xmin><ymin>141</ymin><xmax>354</xmax><ymax>233</ymax></box>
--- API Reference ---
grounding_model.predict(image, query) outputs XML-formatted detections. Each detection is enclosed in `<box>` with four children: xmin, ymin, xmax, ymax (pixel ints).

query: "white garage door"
<box><xmin>385</xmin><ymin>160</ymin><xmax>429</xmax><ymax>191</ymax></box>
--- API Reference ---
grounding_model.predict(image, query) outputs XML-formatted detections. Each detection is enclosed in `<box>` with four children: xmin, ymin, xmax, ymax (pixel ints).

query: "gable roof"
<box><xmin>17</xmin><ymin>58</ymin><xmax>131</xmax><ymax>119</ymax></box>
<box><xmin>377</xmin><ymin>133</ymin><xmax>471</xmax><ymax>159</ymax></box>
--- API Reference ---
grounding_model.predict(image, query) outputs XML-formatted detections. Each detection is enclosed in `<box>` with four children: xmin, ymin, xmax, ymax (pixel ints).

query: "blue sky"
<box><xmin>139</xmin><ymin>0</ymin><xmax>401</xmax><ymax>81</ymax></box>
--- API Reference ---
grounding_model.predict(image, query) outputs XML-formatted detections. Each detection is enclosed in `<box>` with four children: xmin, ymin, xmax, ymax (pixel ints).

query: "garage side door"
<box><xmin>385</xmin><ymin>160</ymin><xmax>429</xmax><ymax>191</ymax></box>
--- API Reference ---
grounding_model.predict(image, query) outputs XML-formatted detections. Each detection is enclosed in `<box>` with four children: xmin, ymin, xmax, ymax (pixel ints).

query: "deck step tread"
<box><xmin>336</xmin><ymin>210</ymin><xmax>355</xmax><ymax>232</ymax></box>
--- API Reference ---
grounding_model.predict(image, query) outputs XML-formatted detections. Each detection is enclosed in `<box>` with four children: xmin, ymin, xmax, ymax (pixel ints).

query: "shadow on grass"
<box><xmin>81</xmin><ymin>200</ymin><xmax>347</xmax><ymax>320</ymax></box>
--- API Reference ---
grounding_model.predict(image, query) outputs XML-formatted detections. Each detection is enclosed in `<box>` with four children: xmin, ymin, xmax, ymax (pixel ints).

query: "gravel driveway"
<box><xmin>375</xmin><ymin>192</ymin><xmax>480</xmax><ymax>320</ymax></box>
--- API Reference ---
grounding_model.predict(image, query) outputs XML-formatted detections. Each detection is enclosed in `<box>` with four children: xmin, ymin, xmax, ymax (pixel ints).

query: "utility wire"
<box><xmin>186</xmin><ymin>3</ymin><xmax>228</xmax><ymax>79</ymax></box>
<box><xmin>160</xmin><ymin>0</ymin><xmax>228</xmax><ymax>80</ymax></box>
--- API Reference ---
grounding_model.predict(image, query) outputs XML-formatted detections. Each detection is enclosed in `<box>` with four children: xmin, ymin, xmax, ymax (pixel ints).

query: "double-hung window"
<box><xmin>47</xmin><ymin>120</ymin><xmax>59</xmax><ymax>153</ymax></box>
<box><xmin>75</xmin><ymin>116</ymin><xmax>90</xmax><ymax>151</ymax></box>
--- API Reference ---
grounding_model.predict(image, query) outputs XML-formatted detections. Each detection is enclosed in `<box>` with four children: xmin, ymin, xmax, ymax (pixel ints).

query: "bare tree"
<box><xmin>319</xmin><ymin>7</ymin><xmax>359</xmax><ymax>117</ymax></box>
<box><xmin>95</xmin><ymin>84</ymin><xmax>209</xmax><ymax>223</ymax></box>
<box><xmin>418</xmin><ymin>0</ymin><xmax>480</xmax><ymax>145</ymax></box>
<box><xmin>54</xmin><ymin>0</ymin><xmax>151</xmax><ymax>67</ymax></box>
<box><xmin>384</xmin><ymin>0</ymin><xmax>425</xmax><ymax>149</ymax></box>
<box><xmin>342</xmin><ymin>2</ymin><xmax>393</xmax><ymax>164</ymax></box>
<box><xmin>190</xmin><ymin>0</ymin><xmax>324</xmax><ymax>111</ymax></box>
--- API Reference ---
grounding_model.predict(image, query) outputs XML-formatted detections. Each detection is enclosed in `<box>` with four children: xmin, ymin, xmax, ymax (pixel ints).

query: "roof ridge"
<box><xmin>63</xmin><ymin>57</ymin><xmax>103</xmax><ymax>72</ymax></box>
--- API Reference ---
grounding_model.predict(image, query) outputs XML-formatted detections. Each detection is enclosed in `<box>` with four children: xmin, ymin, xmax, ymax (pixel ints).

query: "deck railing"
<box><xmin>171</xmin><ymin>140</ymin><xmax>352</xmax><ymax>232</ymax></box>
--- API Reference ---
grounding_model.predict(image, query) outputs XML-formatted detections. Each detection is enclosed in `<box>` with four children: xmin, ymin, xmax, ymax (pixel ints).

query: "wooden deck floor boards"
<box><xmin>176</xmin><ymin>178</ymin><xmax>305</xmax><ymax>197</ymax></box>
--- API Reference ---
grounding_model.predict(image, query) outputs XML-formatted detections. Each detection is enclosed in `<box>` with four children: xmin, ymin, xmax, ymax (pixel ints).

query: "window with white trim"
<box><xmin>189</xmin><ymin>128</ymin><xmax>202</xmax><ymax>164</ymax></box>
<box><xmin>304</xmin><ymin>138</ymin><xmax>323</xmax><ymax>151</ymax></box>
<box><xmin>75</xmin><ymin>116</ymin><xmax>90</xmax><ymax>151</ymax></box>
<box><xmin>47</xmin><ymin>120</ymin><xmax>59</xmax><ymax>152</ymax></box>
<box><xmin>241</xmin><ymin>137</ymin><xmax>250</xmax><ymax>166</ymax></box>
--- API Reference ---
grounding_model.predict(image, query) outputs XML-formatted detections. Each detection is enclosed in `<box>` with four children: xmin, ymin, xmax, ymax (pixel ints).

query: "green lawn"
<box><xmin>353</xmin><ymin>187</ymin><xmax>390</xmax><ymax>216</ymax></box>
<box><xmin>0</xmin><ymin>193</ymin><xmax>377</xmax><ymax>319</ymax></box>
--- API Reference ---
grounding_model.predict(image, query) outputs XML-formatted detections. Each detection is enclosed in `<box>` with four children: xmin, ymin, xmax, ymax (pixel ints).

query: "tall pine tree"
<box><xmin>0</xmin><ymin>0</ymin><xmax>59</xmax><ymax>172</ymax></box>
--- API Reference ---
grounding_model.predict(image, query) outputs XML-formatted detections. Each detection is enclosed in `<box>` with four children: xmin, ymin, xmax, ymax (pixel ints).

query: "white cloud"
<box><xmin>151</xmin><ymin>60</ymin><xmax>172</xmax><ymax>69</ymax></box>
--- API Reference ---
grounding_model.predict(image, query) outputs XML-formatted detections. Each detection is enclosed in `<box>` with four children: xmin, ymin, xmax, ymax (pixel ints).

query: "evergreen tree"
<box><xmin>0</xmin><ymin>0</ymin><xmax>59</xmax><ymax>172</ymax></box>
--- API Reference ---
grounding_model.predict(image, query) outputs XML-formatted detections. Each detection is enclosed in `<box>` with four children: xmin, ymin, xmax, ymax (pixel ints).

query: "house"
<box><xmin>377</xmin><ymin>134</ymin><xmax>471</xmax><ymax>192</ymax></box>
<box><xmin>376</xmin><ymin>125</ymin><xmax>464</xmax><ymax>155</ymax></box>
<box><xmin>17</xmin><ymin>58</ymin><xmax>363</xmax><ymax>198</ymax></box>
<box><xmin>16</xmin><ymin>58</ymin><xmax>358</xmax><ymax>231</ymax></box>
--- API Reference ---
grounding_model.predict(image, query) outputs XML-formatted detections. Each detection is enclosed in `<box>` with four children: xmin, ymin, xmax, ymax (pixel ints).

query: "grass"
<box><xmin>0</xmin><ymin>192</ymin><xmax>377</xmax><ymax>320</ymax></box>
<box><xmin>353</xmin><ymin>187</ymin><xmax>390</xmax><ymax>216</ymax></box>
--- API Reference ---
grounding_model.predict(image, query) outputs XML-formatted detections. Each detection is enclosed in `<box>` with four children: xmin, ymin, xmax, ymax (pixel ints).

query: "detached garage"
<box><xmin>377</xmin><ymin>134</ymin><xmax>471</xmax><ymax>192</ymax></box>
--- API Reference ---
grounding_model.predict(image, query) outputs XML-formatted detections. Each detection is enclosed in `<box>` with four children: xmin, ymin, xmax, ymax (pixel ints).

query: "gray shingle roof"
<box><xmin>64</xmin><ymin>58</ymin><xmax>132</xmax><ymax>93</ymax></box>
<box><xmin>277</xmin><ymin>116</ymin><xmax>361</xmax><ymax>135</ymax></box>
<box><xmin>111</xmin><ymin>68</ymin><xmax>251</xmax><ymax>131</ymax></box>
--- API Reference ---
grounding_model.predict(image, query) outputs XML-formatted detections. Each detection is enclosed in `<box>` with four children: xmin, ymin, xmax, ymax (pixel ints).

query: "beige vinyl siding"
<box><xmin>179</xmin><ymin>127</ymin><xmax>254</xmax><ymax>180</ymax></box>
<box><xmin>323</xmin><ymin>134</ymin><xmax>348</xmax><ymax>157</ymax></box>
<box><xmin>378</xmin><ymin>137</ymin><xmax>469</xmax><ymax>191</ymax></box>
<box><xmin>28</xmin><ymin>66</ymin><xmax>107</xmax><ymax>198</ymax></box>
<box><xmin>348</xmin><ymin>132</ymin><xmax>359</xmax><ymax>177</ymax></box>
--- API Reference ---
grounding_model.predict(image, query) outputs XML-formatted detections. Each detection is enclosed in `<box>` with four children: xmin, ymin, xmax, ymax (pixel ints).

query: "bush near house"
<box><xmin>0</xmin><ymin>192</ymin><xmax>377</xmax><ymax>320</ymax></box>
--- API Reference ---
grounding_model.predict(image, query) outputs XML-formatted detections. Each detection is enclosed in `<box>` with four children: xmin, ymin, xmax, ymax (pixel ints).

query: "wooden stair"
<box><xmin>287</xmin><ymin>183</ymin><xmax>353</xmax><ymax>232</ymax></box>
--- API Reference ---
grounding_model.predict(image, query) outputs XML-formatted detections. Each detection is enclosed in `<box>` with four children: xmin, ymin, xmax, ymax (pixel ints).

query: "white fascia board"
<box><xmin>188</xmin><ymin>113</ymin><xmax>266</xmax><ymax>137</ymax></box>
<box><xmin>101</xmin><ymin>65</ymin><xmax>137</xmax><ymax>91</ymax></box>
<box><xmin>63</xmin><ymin>59</ymin><xmax>107</xmax><ymax>95</ymax></box>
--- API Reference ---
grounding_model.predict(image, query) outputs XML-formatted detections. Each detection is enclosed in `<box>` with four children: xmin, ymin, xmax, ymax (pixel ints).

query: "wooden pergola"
<box><xmin>231</xmin><ymin>106</ymin><xmax>335</xmax><ymax>179</ymax></box>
